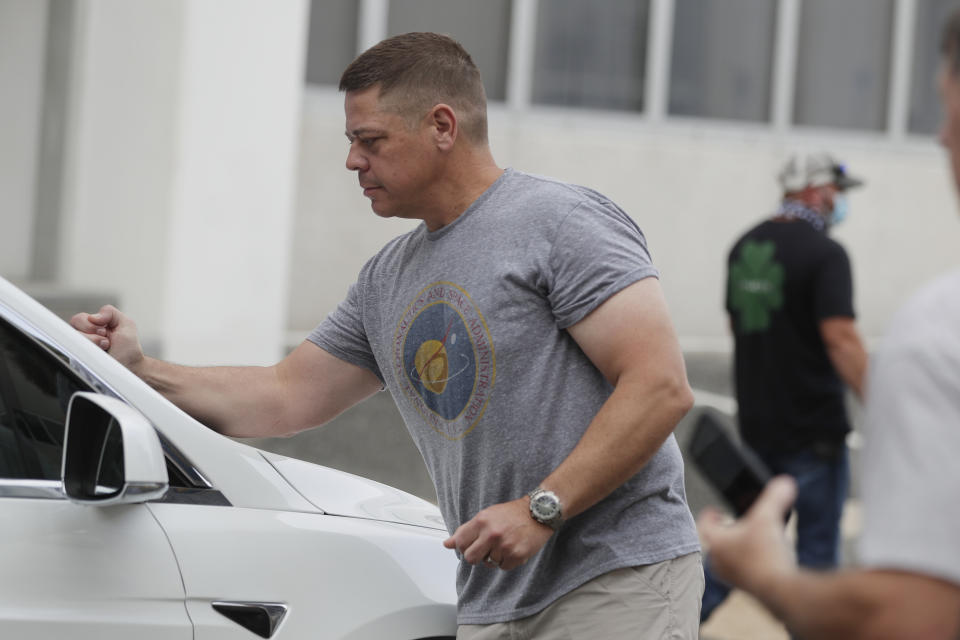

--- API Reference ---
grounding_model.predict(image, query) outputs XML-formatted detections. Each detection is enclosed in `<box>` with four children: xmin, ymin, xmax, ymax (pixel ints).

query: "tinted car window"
<box><xmin>0</xmin><ymin>318</ymin><xmax>88</xmax><ymax>479</ymax></box>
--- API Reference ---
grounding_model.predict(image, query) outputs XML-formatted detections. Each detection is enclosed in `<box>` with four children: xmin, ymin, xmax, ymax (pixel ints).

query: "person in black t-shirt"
<box><xmin>701</xmin><ymin>152</ymin><xmax>868</xmax><ymax>625</ymax></box>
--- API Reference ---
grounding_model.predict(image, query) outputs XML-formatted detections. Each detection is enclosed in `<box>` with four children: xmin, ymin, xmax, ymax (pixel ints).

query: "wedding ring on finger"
<box><xmin>484</xmin><ymin>554</ymin><xmax>501</xmax><ymax>567</ymax></box>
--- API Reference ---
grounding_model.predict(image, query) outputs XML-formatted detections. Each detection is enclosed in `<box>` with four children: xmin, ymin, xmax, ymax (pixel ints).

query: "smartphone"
<box><xmin>688</xmin><ymin>409</ymin><xmax>772</xmax><ymax>516</ymax></box>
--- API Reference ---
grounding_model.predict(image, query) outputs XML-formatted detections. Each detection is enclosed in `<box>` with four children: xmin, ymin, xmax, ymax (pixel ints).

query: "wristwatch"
<box><xmin>528</xmin><ymin>487</ymin><xmax>564</xmax><ymax>531</ymax></box>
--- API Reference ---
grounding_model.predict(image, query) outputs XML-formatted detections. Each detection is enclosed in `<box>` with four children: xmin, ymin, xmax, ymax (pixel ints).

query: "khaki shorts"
<box><xmin>457</xmin><ymin>552</ymin><xmax>704</xmax><ymax>640</ymax></box>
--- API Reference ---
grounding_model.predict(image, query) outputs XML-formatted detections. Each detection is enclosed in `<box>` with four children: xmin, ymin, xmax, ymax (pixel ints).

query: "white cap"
<box><xmin>778</xmin><ymin>152</ymin><xmax>863</xmax><ymax>192</ymax></box>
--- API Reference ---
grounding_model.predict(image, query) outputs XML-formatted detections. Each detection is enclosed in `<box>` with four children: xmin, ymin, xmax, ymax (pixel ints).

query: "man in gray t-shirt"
<box><xmin>310</xmin><ymin>167</ymin><xmax>700</xmax><ymax>624</ymax></box>
<box><xmin>71</xmin><ymin>33</ymin><xmax>702</xmax><ymax>637</ymax></box>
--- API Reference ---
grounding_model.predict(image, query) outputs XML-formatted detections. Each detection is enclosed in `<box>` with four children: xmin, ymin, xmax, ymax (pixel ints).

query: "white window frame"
<box><xmin>333</xmin><ymin>0</ymin><xmax>936</xmax><ymax>148</ymax></box>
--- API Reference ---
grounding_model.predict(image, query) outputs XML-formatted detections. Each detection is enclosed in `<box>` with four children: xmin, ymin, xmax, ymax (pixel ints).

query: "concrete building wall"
<box><xmin>9</xmin><ymin>0</ymin><xmax>958</xmax><ymax>362</ymax></box>
<box><xmin>0</xmin><ymin>0</ymin><xmax>47</xmax><ymax>281</ymax></box>
<box><xmin>157</xmin><ymin>0</ymin><xmax>307</xmax><ymax>366</ymax></box>
<box><xmin>53</xmin><ymin>0</ymin><xmax>308</xmax><ymax>366</ymax></box>
<box><xmin>290</xmin><ymin>88</ymin><xmax>960</xmax><ymax>349</ymax></box>
<box><xmin>57</xmin><ymin>0</ymin><xmax>183</xmax><ymax>346</ymax></box>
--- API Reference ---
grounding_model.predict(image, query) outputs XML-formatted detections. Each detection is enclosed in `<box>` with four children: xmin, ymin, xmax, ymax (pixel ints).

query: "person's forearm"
<box><xmin>132</xmin><ymin>356</ymin><xmax>290</xmax><ymax>438</ymax></box>
<box><xmin>759</xmin><ymin>569</ymin><xmax>960</xmax><ymax>640</ymax></box>
<box><xmin>539</xmin><ymin>370</ymin><xmax>694</xmax><ymax>519</ymax></box>
<box><xmin>827</xmin><ymin>339</ymin><xmax>867</xmax><ymax>398</ymax></box>
<box><xmin>759</xmin><ymin>569</ymin><xmax>881</xmax><ymax>639</ymax></box>
<box><xmin>821</xmin><ymin>317</ymin><xmax>868</xmax><ymax>399</ymax></box>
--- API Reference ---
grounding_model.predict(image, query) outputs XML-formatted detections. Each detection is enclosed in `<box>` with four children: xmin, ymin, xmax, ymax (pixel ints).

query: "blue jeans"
<box><xmin>700</xmin><ymin>445</ymin><xmax>849</xmax><ymax>623</ymax></box>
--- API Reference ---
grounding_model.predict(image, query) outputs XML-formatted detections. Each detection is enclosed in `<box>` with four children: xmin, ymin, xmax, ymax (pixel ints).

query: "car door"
<box><xmin>0</xmin><ymin>316</ymin><xmax>191</xmax><ymax>640</ymax></box>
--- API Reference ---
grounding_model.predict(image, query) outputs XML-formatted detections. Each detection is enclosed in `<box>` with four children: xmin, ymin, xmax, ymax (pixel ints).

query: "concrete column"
<box><xmin>161</xmin><ymin>0</ymin><xmax>308</xmax><ymax>365</ymax></box>
<box><xmin>57</xmin><ymin>0</ymin><xmax>181</xmax><ymax>346</ymax></box>
<box><xmin>59</xmin><ymin>0</ymin><xmax>307</xmax><ymax>365</ymax></box>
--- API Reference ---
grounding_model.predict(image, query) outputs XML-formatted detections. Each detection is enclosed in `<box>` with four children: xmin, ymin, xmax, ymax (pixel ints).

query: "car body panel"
<box><xmin>0</xmin><ymin>276</ymin><xmax>319</xmax><ymax>513</ymax></box>
<box><xmin>0</xmin><ymin>499</ymin><xmax>190</xmax><ymax>639</ymax></box>
<box><xmin>148</xmin><ymin>502</ymin><xmax>457</xmax><ymax>639</ymax></box>
<box><xmin>0</xmin><ymin>275</ymin><xmax>458</xmax><ymax>638</ymax></box>
<box><xmin>262</xmin><ymin>452</ymin><xmax>447</xmax><ymax>531</ymax></box>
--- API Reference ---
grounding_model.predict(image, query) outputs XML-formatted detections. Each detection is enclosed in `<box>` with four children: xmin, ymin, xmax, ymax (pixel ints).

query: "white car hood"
<box><xmin>261</xmin><ymin>452</ymin><xmax>447</xmax><ymax>532</ymax></box>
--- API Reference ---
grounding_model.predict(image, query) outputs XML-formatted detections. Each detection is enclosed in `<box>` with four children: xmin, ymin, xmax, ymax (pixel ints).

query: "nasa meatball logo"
<box><xmin>393</xmin><ymin>282</ymin><xmax>495</xmax><ymax>440</ymax></box>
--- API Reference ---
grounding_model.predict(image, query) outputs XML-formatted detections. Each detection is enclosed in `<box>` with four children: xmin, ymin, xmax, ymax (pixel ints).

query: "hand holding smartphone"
<box><xmin>688</xmin><ymin>409</ymin><xmax>772</xmax><ymax>517</ymax></box>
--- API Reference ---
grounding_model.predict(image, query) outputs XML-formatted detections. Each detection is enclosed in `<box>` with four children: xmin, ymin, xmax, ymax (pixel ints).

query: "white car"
<box><xmin>0</xmin><ymin>276</ymin><xmax>458</xmax><ymax>639</ymax></box>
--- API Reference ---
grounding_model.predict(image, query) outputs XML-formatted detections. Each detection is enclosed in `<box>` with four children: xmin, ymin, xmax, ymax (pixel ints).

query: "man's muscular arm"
<box><xmin>71</xmin><ymin>305</ymin><xmax>382</xmax><ymax>437</ymax></box>
<box><xmin>444</xmin><ymin>278</ymin><xmax>693</xmax><ymax>569</ymax></box>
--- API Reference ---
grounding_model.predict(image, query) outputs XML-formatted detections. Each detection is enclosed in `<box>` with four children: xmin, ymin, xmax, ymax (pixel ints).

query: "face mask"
<box><xmin>829</xmin><ymin>194</ymin><xmax>849</xmax><ymax>226</ymax></box>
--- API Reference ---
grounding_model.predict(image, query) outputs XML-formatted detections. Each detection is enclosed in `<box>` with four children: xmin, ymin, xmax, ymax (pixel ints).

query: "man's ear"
<box><xmin>429</xmin><ymin>104</ymin><xmax>458</xmax><ymax>150</ymax></box>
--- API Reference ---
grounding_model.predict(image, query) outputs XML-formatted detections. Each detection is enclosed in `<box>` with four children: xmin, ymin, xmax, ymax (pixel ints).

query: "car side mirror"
<box><xmin>61</xmin><ymin>392</ymin><xmax>168</xmax><ymax>505</ymax></box>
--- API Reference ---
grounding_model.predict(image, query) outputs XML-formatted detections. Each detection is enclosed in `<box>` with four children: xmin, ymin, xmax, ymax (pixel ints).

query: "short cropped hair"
<box><xmin>941</xmin><ymin>9</ymin><xmax>960</xmax><ymax>76</ymax></box>
<box><xmin>339</xmin><ymin>32</ymin><xmax>488</xmax><ymax>144</ymax></box>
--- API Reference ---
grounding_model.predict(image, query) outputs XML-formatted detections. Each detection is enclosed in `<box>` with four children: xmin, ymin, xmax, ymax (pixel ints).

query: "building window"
<box><xmin>532</xmin><ymin>0</ymin><xmax>650</xmax><ymax>111</ymax></box>
<box><xmin>669</xmin><ymin>0</ymin><xmax>776</xmax><ymax>122</ymax></box>
<box><xmin>386</xmin><ymin>0</ymin><xmax>512</xmax><ymax>102</ymax></box>
<box><xmin>793</xmin><ymin>0</ymin><xmax>895</xmax><ymax>131</ymax></box>
<box><xmin>304</xmin><ymin>0</ymin><xmax>359</xmax><ymax>86</ymax></box>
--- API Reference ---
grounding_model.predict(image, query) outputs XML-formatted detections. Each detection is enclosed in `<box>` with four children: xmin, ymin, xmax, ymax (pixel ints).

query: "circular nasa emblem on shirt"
<box><xmin>393</xmin><ymin>282</ymin><xmax>495</xmax><ymax>440</ymax></box>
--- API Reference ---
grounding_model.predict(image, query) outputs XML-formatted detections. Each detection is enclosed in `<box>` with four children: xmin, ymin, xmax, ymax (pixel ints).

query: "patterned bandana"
<box><xmin>774</xmin><ymin>199</ymin><xmax>826</xmax><ymax>232</ymax></box>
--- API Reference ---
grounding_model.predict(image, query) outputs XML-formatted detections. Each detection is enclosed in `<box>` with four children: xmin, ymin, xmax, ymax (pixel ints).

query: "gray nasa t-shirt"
<box><xmin>309</xmin><ymin>168</ymin><xmax>699</xmax><ymax>624</ymax></box>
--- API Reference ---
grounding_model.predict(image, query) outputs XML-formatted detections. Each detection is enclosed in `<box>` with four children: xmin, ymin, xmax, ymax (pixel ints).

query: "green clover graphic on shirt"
<box><xmin>729</xmin><ymin>239</ymin><xmax>784</xmax><ymax>334</ymax></box>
